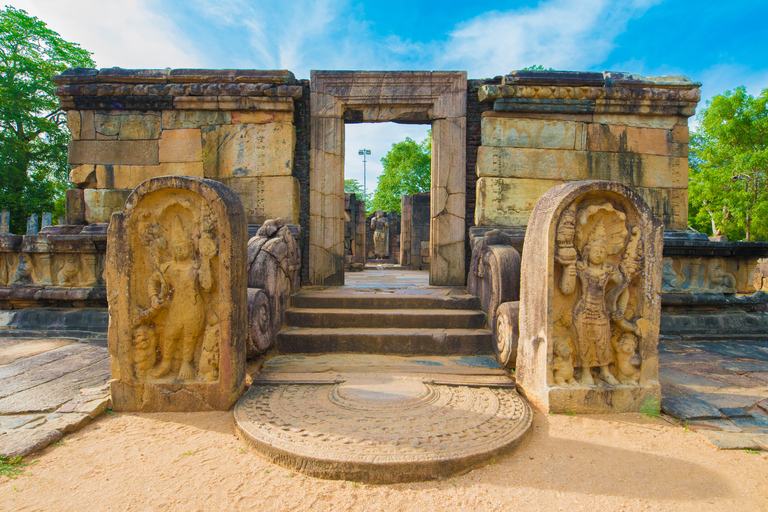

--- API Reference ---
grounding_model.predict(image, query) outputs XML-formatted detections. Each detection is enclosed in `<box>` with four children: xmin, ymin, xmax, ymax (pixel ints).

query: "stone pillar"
<box><xmin>430</xmin><ymin>117</ymin><xmax>466</xmax><ymax>285</ymax></box>
<box><xmin>309</xmin><ymin>116</ymin><xmax>345</xmax><ymax>285</ymax></box>
<box><xmin>26</xmin><ymin>214</ymin><xmax>38</xmax><ymax>236</ymax></box>
<box><xmin>354</xmin><ymin>198</ymin><xmax>366</xmax><ymax>265</ymax></box>
<box><xmin>1</xmin><ymin>210</ymin><xmax>9</xmax><ymax>234</ymax></box>
<box><xmin>41</xmin><ymin>212</ymin><xmax>53</xmax><ymax>229</ymax></box>
<box><xmin>516</xmin><ymin>180</ymin><xmax>663</xmax><ymax>414</ymax></box>
<box><xmin>400</xmin><ymin>195</ymin><xmax>412</xmax><ymax>267</ymax></box>
<box><xmin>107</xmin><ymin>176</ymin><xmax>248</xmax><ymax>412</ymax></box>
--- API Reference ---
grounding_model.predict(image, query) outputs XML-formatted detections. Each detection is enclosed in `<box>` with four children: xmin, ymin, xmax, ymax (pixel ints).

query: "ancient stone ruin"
<box><xmin>1</xmin><ymin>65</ymin><xmax>767</xmax><ymax>482</ymax></box>
<box><xmin>106</xmin><ymin>176</ymin><xmax>247</xmax><ymax>411</ymax></box>
<box><xmin>517</xmin><ymin>181</ymin><xmax>664</xmax><ymax>413</ymax></box>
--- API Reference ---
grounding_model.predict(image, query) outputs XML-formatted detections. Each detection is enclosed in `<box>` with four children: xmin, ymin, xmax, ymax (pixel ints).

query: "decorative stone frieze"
<box><xmin>517</xmin><ymin>180</ymin><xmax>663</xmax><ymax>413</ymax></box>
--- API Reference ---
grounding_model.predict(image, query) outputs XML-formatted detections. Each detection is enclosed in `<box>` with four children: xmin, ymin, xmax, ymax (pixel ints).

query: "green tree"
<box><xmin>368</xmin><ymin>132</ymin><xmax>431</xmax><ymax>214</ymax></box>
<box><xmin>344</xmin><ymin>178</ymin><xmax>368</xmax><ymax>204</ymax></box>
<box><xmin>0</xmin><ymin>7</ymin><xmax>93</xmax><ymax>233</ymax></box>
<box><xmin>688</xmin><ymin>87</ymin><xmax>768</xmax><ymax>241</ymax></box>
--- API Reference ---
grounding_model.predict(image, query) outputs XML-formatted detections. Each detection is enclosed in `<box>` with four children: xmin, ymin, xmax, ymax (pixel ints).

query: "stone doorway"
<box><xmin>309</xmin><ymin>71</ymin><xmax>467</xmax><ymax>286</ymax></box>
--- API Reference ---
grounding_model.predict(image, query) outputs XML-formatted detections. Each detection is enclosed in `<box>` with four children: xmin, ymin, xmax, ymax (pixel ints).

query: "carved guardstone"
<box><xmin>107</xmin><ymin>176</ymin><xmax>248</xmax><ymax>411</ymax></box>
<box><xmin>517</xmin><ymin>180</ymin><xmax>663</xmax><ymax>413</ymax></box>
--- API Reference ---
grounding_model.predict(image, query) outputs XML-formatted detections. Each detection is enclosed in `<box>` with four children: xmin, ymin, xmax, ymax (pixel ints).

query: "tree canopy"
<box><xmin>344</xmin><ymin>178</ymin><xmax>368</xmax><ymax>204</ymax></box>
<box><xmin>368</xmin><ymin>132</ymin><xmax>431</xmax><ymax>214</ymax></box>
<box><xmin>0</xmin><ymin>7</ymin><xmax>94</xmax><ymax>233</ymax></box>
<box><xmin>688</xmin><ymin>86</ymin><xmax>768</xmax><ymax>241</ymax></box>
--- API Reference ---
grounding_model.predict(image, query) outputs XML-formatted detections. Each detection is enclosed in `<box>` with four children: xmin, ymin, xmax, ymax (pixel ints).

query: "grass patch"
<box><xmin>181</xmin><ymin>450</ymin><xmax>193</xmax><ymax>456</ymax></box>
<box><xmin>640</xmin><ymin>396</ymin><xmax>661</xmax><ymax>418</ymax></box>
<box><xmin>0</xmin><ymin>456</ymin><xmax>37</xmax><ymax>479</ymax></box>
<box><xmin>745</xmin><ymin>449</ymin><xmax>761</xmax><ymax>455</ymax></box>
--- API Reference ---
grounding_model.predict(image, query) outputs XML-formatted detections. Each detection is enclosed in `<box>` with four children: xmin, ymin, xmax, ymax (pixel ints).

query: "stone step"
<box><xmin>277</xmin><ymin>327</ymin><xmax>493</xmax><ymax>355</ymax></box>
<box><xmin>291</xmin><ymin>291</ymin><xmax>480</xmax><ymax>310</ymax></box>
<box><xmin>284</xmin><ymin>308</ymin><xmax>487</xmax><ymax>329</ymax></box>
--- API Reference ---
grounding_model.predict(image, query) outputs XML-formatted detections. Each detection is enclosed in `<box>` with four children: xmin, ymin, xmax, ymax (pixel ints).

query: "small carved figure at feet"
<box><xmin>552</xmin><ymin>337</ymin><xmax>577</xmax><ymax>387</ymax></box>
<box><xmin>614</xmin><ymin>333</ymin><xmax>641</xmax><ymax>384</ymax></box>
<box><xmin>132</xmin><ymin>325</ymin><xmax>157</xmax><ymax>378</ymax></box>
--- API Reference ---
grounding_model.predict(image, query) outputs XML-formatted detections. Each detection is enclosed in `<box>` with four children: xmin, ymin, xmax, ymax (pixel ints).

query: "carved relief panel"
<box><xmin>661</xmin><ymin>256</ymin><xmax>755</xmax><ymax>294</ymax></box>
<box><xmin>517</xmin><ymin>180</ymin><xmax>663</xmax><ymax>414</ymax></box>
<box><xmin>107</xmin><ymin>176</ymin><xmax>247</xmax><ymax>412</ymax></box>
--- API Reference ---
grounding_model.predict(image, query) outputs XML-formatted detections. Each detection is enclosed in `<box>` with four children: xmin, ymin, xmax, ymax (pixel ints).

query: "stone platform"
<box><xmin>235</xmin><ymin>354</ymin><xmax>533</xmax><ymax>483</ymax></box>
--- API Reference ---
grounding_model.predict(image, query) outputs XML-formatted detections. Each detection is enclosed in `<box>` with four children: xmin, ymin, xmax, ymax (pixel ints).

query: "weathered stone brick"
<box><xmin>118</xmin><ymin>114</ymin><xmax>161</xmax><ymax>140</ymax></box>
<box><xmin>69</xmin><ymin>165</ymin><xmax>97</xmax><ymax>188</ymax></box>
<box><xmin>476</xmin><ymin>147</ymin><xmax>688</xmax><ymax>189</ymax></box>
<box><xmin>481</xmin><ymin>117</ymin><xmax>584</xmax><ymax>150</ymax></box>
<box><xmin>586</xmin><ymin>124</ymin><xmax>672</xmax><ymax>156</ymax></box>
<box><xmin>83</xmin><ymin>189</ymin><xmax>131</xmax><ymax>223</ymax></box>
<box><xmin>80</xmin><ymin>111</ymin><xmax>96</xmax><ymax>139</ymax></box>
<box><xmin>68</xmin><ymin>140</ymin><xmax>159</xmax><ymax>166</ymax></box>
<box><xmin>159</xmin><ymin>129</ymin><xmax>202</xmax><ymax>163</ymax></box>
<box><xmin>161</xmin><ymin>110</ymin><xmax>231</xmax><ymax>129</ymax></box>
<box><xmin>67</xmin><ymin>111</ymin><xmax>81</xmax><ymax>139</ymax></box>
<box><xmin>201</xmin><ymin>123</ymin><xmax>295</xmax><ymax>178</ymax></box>
<box><xmin>231</xmin><ymin>111</ymin><xmax>293</xmax><ymax>124</ymax></box>
<box><xmin>220</xmin><ymin>176</ymin><xmax>300</xmax><ymax>225</ymax></box>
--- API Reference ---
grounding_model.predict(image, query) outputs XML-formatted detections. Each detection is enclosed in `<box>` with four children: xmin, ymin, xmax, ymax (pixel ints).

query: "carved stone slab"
<box><xmin>107</xmin><ymin>176</ymin><xmax>247</xmax><ymax>411</ymax></box>
<box><xmin>517</xmin><ymin>180</ymin><xmax>663</xmax><ymax>413</ymax></box>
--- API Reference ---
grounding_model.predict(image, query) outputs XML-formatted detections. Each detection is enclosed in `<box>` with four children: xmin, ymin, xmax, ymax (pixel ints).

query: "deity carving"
<box><xmin>107</xmin><ymin>176</ymin><xmax>247</xmax><ymax>412</ymax></box>
<box><xmin>556</xmin><ymin>201</ymin><xmax>644</xmax><ymax>387</ymax></box>
<box><xmin>130</xmin><ymin>199</ymin><xmax>220</xmax><ymax>382</ymax></box>
<box><xmin>661</xmin><ymin>256</ymin><xmax>740</xmax><ymax>293</ymax></box>
<box><xmin>56</xmin><ymin>254</ymin><xmax>81</xmax><ymax>286</ymax></box>
<box><xmin>371</xmin><ymin>210</ymin><xmax>389</xmax><ymax>259</ymax></box>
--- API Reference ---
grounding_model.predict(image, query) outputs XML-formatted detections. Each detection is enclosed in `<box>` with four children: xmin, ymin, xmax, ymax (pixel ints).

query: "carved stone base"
<box><xmin>529</xmin><ymin>382</ymin><xmax>661</xmax><ymax>414</ymax></box>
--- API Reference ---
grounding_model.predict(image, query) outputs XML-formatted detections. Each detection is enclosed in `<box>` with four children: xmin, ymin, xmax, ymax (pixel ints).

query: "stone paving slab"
<box><xmin>0</xmin><ymin>337</ymin><xmax>111</xmax><ymax>459</ymax></box>
<box><xmin>659</xmin><ymin>339</ymin><xmax>768</xmax><ymax>448</ymax></box>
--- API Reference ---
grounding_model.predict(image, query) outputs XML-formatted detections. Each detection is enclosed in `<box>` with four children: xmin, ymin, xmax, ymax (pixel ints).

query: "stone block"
<box><xmin>635</xmin><ymin>188</ymin><xmax>688</xmax><ymax>231</ymax></box>
<box><xmin>672</xmin><ymin>125</ymin><xmax>689</xmax><ymax>143</ymax></box>
<box><xmin>221</xmin><ymin>176</ymin><xmax>300</xmax><ymax>225</ymax></box>
<box><xmin>591</xmin><ymin>114</ymin><xmax>682</xmax><ymax>130</ymax></box>
<box><xmin>95</xmin><ymin>113</ymin><xmax>120</xmax><ymax>136</ymax></box>
<box><xmin>80</xmin><ymin>111</ymin><xmax>95</xmax><ymax>139</ymax></box>
<box><xmin>67</xmin><ymin>111</ymin><xmax>81</xmax><ymax>139</ymax></box>
<box><xmin>517</xmin><ymin>180</ymin><xmax>664</xmax><ymax>413</ymax></box>
<box><xmin>69</xmin><ymin>165</ymin><xmax>97</xmax><ymax>188</ymax></box>
<box><xmin>66</xmin><ymin>189</ymin><xmax>86</xmax><ymax>225</ymax></box>
<box><xmin>95</xmin><ymin>162</ymin><xmax>205</xmax><ymax>190</ymax></box>
<box><xmin>476</xmin><ymin>147</ymin><xmax>688</xmax><ymax>189</ymax></box>
<box><xmin>107</xmin><ymin>176</ymin><xmax>247</xmax><ymax>412</ymax></box>
<box><xmin>201</xmin><ymin>123</ymin><xmax>295</xmax><ymax>178</ymax></box>
<box><xmin>231</xmin><ymin>111</ymin><xmax>293</xmax><ymax>124</ymax></box>
<box><xmin>118</xmin><ymin>114</ymin><xmax>161</xmax><ymax>140</ymax></box>
<box><xmin>83</xmin><ymin>189</ymin><xmax>131</xmax><ymax>224</ymax></box>
<box><xmin>475</xmin><ymin>177</ymin><xmax>563</xmax><ymax>226</ymax></box>
<box><xmin>162</xmin><ymin>110</ymin><xmax>231</xmax><ymax>130</ymax></box>
<box><xmin>159</xmin><ymin>129</ymin><xmax>202</xmax><ymax>163</ymax></box>
<box><xmin>68</xmin><ymin>140</ymin><xmax>159</xmax><ymax>166</ymax></box>
<box><xmin>481</xmin><ymin>117</ymin><xmax>584</xmax><ymax>150</ymax></box>
<box><xmin>586</xmin><ymin>124</ymin><xmax>671</xmax><ymax>156</ymax></box>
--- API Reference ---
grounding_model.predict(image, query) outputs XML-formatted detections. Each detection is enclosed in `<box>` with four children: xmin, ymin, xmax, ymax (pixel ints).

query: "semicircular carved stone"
<box><xmin>246</xmin><ymin>217</ymin><xmax>301</xmax><ymax>357</ymax></box>
<box><xmin>107</xmin><ymin>176</ymin><xmax>248</xmax><ymax>412</ymax></box>
<box><xmin>494</xmin><ymin>301</ymin><xmax>520</xmax><ymax>368</ymax></box>
<box><xmin>468</xmin><ymin>229</ymin><xmax>521</xmax><ymax>366</ymax></box>
<box><xmin>246</xmin><ymin>288</ymin><xmax>272</xmax><ymax>357</ymax></box>
<box><xmin>517</xmin><ymin>180</ymin><xmax>663</xmax><ymax>414</ymax></box>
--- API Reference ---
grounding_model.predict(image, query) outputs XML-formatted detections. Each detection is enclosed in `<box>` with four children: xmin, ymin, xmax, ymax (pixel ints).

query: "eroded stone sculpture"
<box><xmin>517</xmin><ymin>180</ymin><xmax>663</xmax><ymax>413</ymax></box>
<box><xmin>246</xmin><ymin>217</ymin><xmax>301</xmax><ymax>357</ymax></box>
<box><xmin>107</xmin><ymin>176</ymin><xmax>247</xmax><ymax>412</ymax></box>
<box><xmin>468</xmin><ymin>229</ymin><xmax>521</xmax><ymax>367</ymax></box>
<box><xmin>371</xmin><ymin>210</ymin><xmax>389</xmax><ymax>259</ymax></box>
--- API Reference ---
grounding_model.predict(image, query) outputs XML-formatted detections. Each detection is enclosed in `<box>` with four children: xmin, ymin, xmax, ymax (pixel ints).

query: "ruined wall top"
<box><xmin>52</xmin><ymin>68</ymin><xmax>302</xmax><ymax>111</ymax></box>
<box><xmin>479</xmin><ymin>70</ymin><xmax>701</xmax><ymax>117</ymax></box>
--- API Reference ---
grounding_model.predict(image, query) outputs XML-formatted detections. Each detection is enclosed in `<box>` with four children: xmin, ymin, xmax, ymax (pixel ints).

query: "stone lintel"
<box><xmin>54</xmin><ymin>68</ymin><xmax>296</xmax><ymax>85</ymax></box>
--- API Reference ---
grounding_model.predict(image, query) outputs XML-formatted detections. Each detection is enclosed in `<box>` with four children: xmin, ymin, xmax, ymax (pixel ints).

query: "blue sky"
<box><xmin>12</xmin><ymin>0</ymin><xmax>768</xmax><ymax>194</ymax></box>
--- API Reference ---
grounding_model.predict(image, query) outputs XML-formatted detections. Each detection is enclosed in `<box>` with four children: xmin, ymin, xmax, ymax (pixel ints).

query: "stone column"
<box><xmin>430</xmin><ymin>117</ymin><xmax>466</xmax><ymax>286</ymax></box>
<box><xmin>1</xmin><ymin>210</ymin><xmax>9</xmax><ymax>234</ymax></box>
<box><xmin>41</xmin><ymin>212</ymin><xmax>53</xmax><ymax>229</ymax></box>
<box><xmin>309</xmin><ymin>116</ymin><xmax>345</xmax><ymax>285</ymax></box>
<box><xmin>26</xmin><ymin>214</ymin><xmax>38</xmax><ymax>236</ymax></box>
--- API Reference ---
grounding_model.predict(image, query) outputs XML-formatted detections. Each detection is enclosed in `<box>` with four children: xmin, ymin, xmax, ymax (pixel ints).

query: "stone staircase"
<box><xmin>235</xmin><ymin>272</ymin><xmax>532</xmax><ymax>484</ymax></box>
<box><xmin>276</xmin><ymin>288</ymin><xmax>494</xmax><ymax>356</ymax></box>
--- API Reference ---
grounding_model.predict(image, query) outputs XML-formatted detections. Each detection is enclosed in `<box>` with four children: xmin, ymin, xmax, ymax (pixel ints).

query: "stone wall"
<box><xmin>400</xmin><ymin>193</ymin><xmax>430</xmax><ymax>270</ymax></box>
<box><xmin>54</xmin><ymin>68</ymin><xmax>302</xmax><ymax>232</ymax></box>
<box><xmin>474</xmin><ymin>71</ymin><xmax>700</xmax><ymax>233</ymax></box>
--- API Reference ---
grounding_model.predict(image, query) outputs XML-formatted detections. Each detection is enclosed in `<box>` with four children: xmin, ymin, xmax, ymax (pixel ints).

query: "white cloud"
<box><xmin>10</xmin><ymin>0</ymin><xmax>203</xmax><ymax>68</ymax></box>
<box><xmin>440</xmin><ymin>0</ymin><xmax>661</xmax><ymax>76</ymax></box>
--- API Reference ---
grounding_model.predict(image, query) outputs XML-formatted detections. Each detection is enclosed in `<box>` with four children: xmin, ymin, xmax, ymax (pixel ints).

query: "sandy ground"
<box><xmin>1</xmin><ymin>408</ymin><xmax>767</xmax><ymax>512</ymax></box>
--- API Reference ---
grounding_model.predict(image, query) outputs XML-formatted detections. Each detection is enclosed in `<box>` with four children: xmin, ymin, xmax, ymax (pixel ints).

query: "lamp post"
<box><xmin>358</xmin><ymin>148</ymin><xmax>371</xmax><ymax>203</ymax></box>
